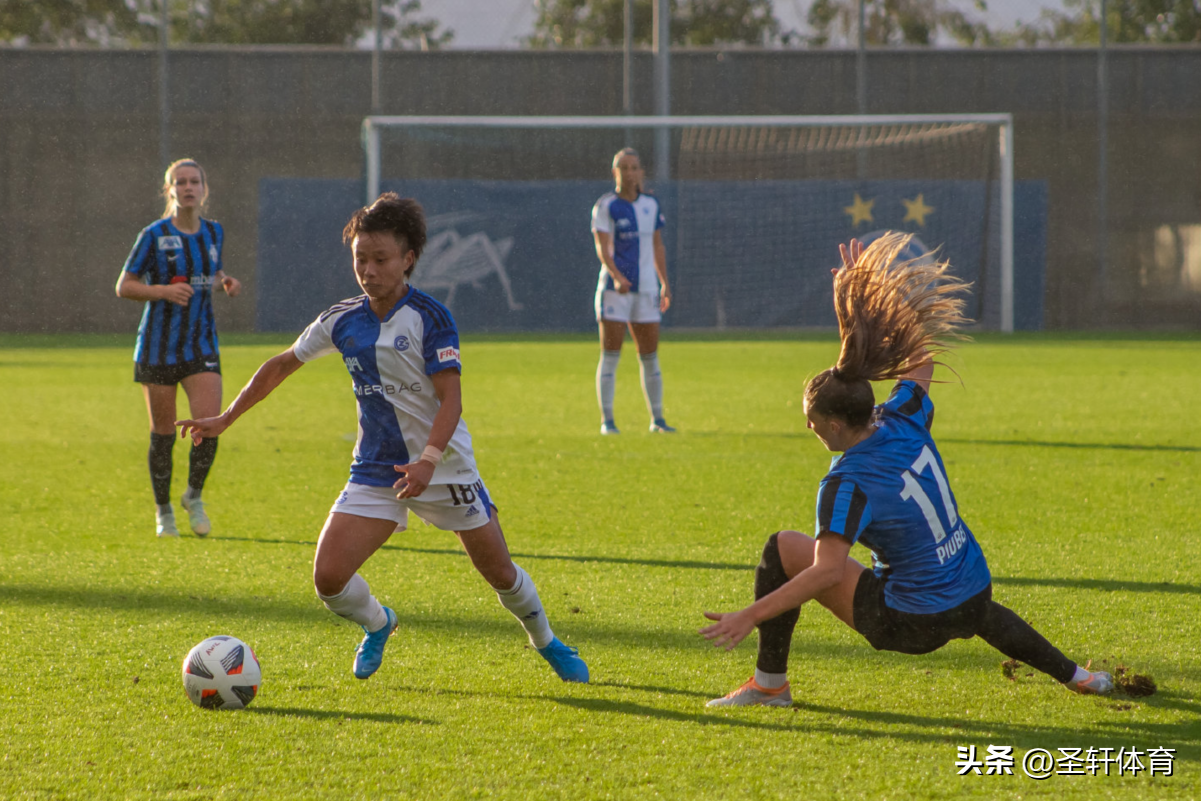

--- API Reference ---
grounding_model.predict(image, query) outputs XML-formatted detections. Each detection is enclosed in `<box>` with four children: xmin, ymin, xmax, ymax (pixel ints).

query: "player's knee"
<box><xmin>755</xmin><ymin>532</ymin><xmax>790</xmax><ymax>600</ymax></box>
<box><xmin>312</xmin><ymin>567</ymin><xmax>346</xmax><ymax>599</ymax></box>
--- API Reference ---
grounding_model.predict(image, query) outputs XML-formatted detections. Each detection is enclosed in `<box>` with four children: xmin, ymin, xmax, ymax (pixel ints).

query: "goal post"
<box><xmin>361</xmin><ymin>114</ymin><xmax>1015</xmax><ymax>332</ymax></box>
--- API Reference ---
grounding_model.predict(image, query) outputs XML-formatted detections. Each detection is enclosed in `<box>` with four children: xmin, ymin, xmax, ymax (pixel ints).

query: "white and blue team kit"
<box><xmin>292</xmin><ymin>287</ymin><xmax>492</xmax><ymax>529</ymax></box>
<box><xmin>816</xmin><ymin>380</ymin><xmax>992</xmax><ymax>614</ymax></box>
<box><xmin>123</xmin><ymin>218</ymin><xmax>223</xmax><ymax>366</ymax></box>
<box><xmin>590</xmin><ymin>191</ymin><xmax>665</xmax><ymax>322</ymax></box>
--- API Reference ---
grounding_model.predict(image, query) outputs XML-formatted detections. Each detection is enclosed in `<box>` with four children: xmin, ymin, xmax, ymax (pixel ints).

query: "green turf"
<box><xmin>1</xmin><ymin>333</ymin><xmax>1198</xmax><ymax>800</ymax></box>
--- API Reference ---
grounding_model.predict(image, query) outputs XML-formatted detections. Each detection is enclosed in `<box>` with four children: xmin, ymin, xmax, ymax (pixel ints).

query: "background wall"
<box><xmin>2</xmin><ymin>47</ymin><xmax>1199</xmax><ymax>334</ymax></box>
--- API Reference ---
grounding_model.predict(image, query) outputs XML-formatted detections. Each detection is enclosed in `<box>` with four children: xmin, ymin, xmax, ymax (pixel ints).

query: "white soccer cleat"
<box><xmin>706</xmin><ymin>678</ymin><xmax>792</xmax><ymax>708</ymax></box>
<box><xmin>1069</xmin><ymin>670</ymin><xmax>1114</xmax><ymax>696</ymax></box>
<box><xmin>181</xmin><ymin>493</ymin><xmax>211</xmax><ymax>537</ymax></box>
<box><xmin>156</xmin><ymin>506</ymin><xmax>179</xmax><ymax>538</ymax></box>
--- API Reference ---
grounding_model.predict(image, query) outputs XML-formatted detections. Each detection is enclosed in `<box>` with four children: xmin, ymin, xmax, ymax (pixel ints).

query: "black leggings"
<box><xmin>754</xmin><ymin>533</ymin><xmax>1077</xmax><ymax>684</ymax></box>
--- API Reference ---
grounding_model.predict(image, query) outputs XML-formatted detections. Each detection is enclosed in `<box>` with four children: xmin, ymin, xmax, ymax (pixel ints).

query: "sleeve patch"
<box><xmin>437</xmin><ymin>346</ymin><xmax>460</xmax><ymax>363</ymax></box>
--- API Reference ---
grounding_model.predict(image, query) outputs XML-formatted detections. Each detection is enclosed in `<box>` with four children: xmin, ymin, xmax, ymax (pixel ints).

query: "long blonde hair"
<box><xmin>161</xmin><ymin>158</ymin><xmax>208</xmax><ymax>218</ymax></box>
<box><xmin>805</xmin><ymin>232</ymin><xmax>970</xmax><ymax>426</ymax></box>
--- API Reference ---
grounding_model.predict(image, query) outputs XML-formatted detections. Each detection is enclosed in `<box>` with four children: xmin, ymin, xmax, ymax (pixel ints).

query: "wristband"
<box><xmin>419</xmin><ymin>445</ymin><xmax>443</xmax><ymax>466</ymax></box>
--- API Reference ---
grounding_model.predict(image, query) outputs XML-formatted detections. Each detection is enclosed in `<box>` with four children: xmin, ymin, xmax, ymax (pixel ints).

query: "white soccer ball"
<box><xmin>181</xmin><ymin>635</ymin><xmax>262</xmax><ymax>710</ymax></box>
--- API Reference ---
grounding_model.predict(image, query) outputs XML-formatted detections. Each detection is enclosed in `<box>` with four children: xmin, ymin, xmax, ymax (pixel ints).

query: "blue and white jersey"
<box><xmin>591</xmin><ymin>191</ymin><xmax>665</xmax><ymax>294</ymax></box>
<box><xmin>291</xmin><ymin>287</ymin><xmax>479</xmax><ymax>489</ymax></box>
<box><xmin>123</xmin><ymin>218</ymin><xmax>223</xmax><ymax>366</ymax></box>
<box><xmin>814</xmin><ymin>380</ymin><xmax>991</xmax><ymax>614</ymax></box>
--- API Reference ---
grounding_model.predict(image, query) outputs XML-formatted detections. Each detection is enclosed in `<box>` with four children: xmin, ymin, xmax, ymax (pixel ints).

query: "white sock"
<box><xmin>639</xmin><ymin>351</ymin><xmax>664</xmax><ymax>421</ymax></box>
<box><xmin>1066</xmin><ymin>664</ymin><xmax>1090</xmax><ymax>687</ymax></box>
<box><xmin>597</xmin><ymin>349</ymin><xmax>621</xmax><ymax>422</ymax></box>
<box><xmin>156</xmin><ymin>503</ymin><xmax>174</xmax><ymax>516</ymax></box>
<box><xmin>496</xmin><ymin>564</ymin><xmax>554</xmax><ymax>648</ymax></box>
<box><xmin>754</xmin><ymin>669</ymin><xmax>788</xmax><ymax>690</ymax></box>
<box><xmin>317</xmin><ymin>573</ymin><xmax>388</xmax><ymax>632</ymax></box>
<box><xmin>183</xmin><ymin>487</ymin><xmax>200</xmax><ymax>502</ymax></box>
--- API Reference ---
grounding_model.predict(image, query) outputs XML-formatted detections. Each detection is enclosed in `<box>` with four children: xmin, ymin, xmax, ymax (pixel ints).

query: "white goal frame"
<box><xmin>362</xmin><ymin>114</ymin><xmax>1015</xmax><ymax>333</ymax></box>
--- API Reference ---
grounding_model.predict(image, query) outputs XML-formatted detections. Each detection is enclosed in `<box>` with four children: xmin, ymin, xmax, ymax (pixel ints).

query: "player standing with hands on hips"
<box><xmin>591</xmin><ymin>148</ymin><xmax>675</xmax><ymax>435</ymax></box>
<box><xmin>701</xmin><ymin>233</ymin><xmax>1113</xmax><ymax>706</ymax></box>
<box><xmin>116</xmin><ymin>158</ymin><xmax>242</xmax><ymax>538</ymax></box>
<box><xmin>177</xmin><ymin>193</ymin><xmax>589</xmax><ymax>684</ymax></box>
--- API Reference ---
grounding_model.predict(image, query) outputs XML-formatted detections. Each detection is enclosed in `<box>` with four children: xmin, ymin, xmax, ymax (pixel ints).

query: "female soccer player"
<box><xmin>700</xmin><ymin>234</ymin><xmax>1112</xmax><ymax>706</ymax></box>
<box><xmin>591</xmin><ymin>147</ymin><xmax>675</xmax><ymax>434</ymax></box>
<box><xmin>177</xmin><ymin>193</ymin><xmax>588</xmax><ymax>684</ymax></box>
<box><xmin>116</xmin><ymin>158</ymin><xmax>242</xmax><ymax>538</ymax></box>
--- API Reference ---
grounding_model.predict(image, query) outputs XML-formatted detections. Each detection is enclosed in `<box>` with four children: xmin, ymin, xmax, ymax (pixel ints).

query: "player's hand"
<box><xmin>222</xmin><ymin>276</ymin><xmax>242</xmax><ymax>297</ymax></box>
<box><xmin>393</xmin><ymin>460</ymin><xmax>434</xmax><ymax>499</ymax></box>
<box><xmin>177</xmin><ymin>414</ymin><xmax>229</xmax><ymax>445</ymax></box>
<box><xmin>615</xmin><ymin>275</ymin><xmax>632</xmax><ymax>294</ymax></box>
<box><xmin>659</xmin><ymin>286</ymin><xmax>672</xmax><ymax>312</ymax></box>
<box><xmin>699</xmin><ymin>609</ymin><xmax>756</xmax><ymax>651</ymax></box>
<box><xmin>834</xmin><ymin>238</ymin><xmax>864</xmax><ymax>277</ymax></box>
<box><xmin>160</xmin><ymin>282</ymin><xmax>194</xmax><ymax>306</ymax></box>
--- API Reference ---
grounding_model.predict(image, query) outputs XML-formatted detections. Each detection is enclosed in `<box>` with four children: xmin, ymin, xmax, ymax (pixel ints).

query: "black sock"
<box><xmin>148</xmin><ymin>433</ymin><xmax>175</xmax><ymax>506</ymax></box>
<box><xmin>755</xmin><ymin>532</ymin><xmax>801</xmax><ymax>675</ymax></box>
<box><xmin>976</xmin><ymin>599</ymin><xmax>1077</xmax><ymax>684</ymax></box>
<box><xmin>188</xmin><ymin>436</ymin><xmax>219</xmax><ymax>493</ymax></box>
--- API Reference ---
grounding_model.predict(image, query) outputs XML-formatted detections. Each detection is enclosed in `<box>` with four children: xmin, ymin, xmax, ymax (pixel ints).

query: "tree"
<box><xmin>806</xmin><ymin>0</ymin><xmax>998</xmax><ymax>47</ymax></box>
<box><xmin>0</xmin><ymin>0</ymin><xmax>452</xmax><ymax>48</ymax></box>
<box><xmin>527</xmin><ymin>0</ymin><xmax>781</xmax><ymax>48</ymax></box>
<box><xmin>1011</xmin><ymin>0</ymin><xmax>1201</xmax><ymax>45</ymax></box>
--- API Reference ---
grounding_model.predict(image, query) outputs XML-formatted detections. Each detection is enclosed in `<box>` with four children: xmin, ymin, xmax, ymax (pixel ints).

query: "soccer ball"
<box><xmin>182</xmin><ymin>635</ymin><xmax>262</xmax><ymax>710</ymax></box>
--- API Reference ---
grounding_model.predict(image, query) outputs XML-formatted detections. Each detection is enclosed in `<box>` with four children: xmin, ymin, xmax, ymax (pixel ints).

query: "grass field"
<box><xmin>1</xmin><ymin>332</ymin><xmax>1199</xmax><ymax>800</ymax></box>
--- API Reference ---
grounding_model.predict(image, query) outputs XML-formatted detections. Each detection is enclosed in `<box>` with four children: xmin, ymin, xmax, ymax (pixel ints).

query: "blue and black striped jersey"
<box><xmin>815</xmin><ymin>380</ymin><xmax>991</xmax><ymax>614</ymax></box>
<box><xmin>123</xmin><ymin>218</ymin><xmax>223</xmax><ymax>366</ymax></box>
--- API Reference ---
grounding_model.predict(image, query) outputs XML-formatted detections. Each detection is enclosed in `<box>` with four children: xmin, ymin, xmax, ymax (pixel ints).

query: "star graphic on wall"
<box><xmin>901</xmin><ymin>194</ymin><xmax>934</xmax><ymax>227</ymax></box>
<box><xmin>843</xmin><ymin>193</ymin><xmax>874</xmax><ymax>227</ymax></box>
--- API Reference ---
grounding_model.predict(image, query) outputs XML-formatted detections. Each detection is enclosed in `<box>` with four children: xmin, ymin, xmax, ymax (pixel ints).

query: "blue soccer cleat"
<box><xmin>600</xmin><ymin>420</ymin><xmax>621</xmax><ymax>435</ymax></box>
<box><xmin>650</xmin><ymin>418</ymin><xmax>677</xmax><ymax>433</ymax></box>
<box><xmin>353</xmin><ymin>606</ymin><xmax>398</xmax><ymax>680</ymax></box>
<box><xmin>537</xmin><ymin>637</ymin><xmax>589</xmax><ymax>683</ymax></box>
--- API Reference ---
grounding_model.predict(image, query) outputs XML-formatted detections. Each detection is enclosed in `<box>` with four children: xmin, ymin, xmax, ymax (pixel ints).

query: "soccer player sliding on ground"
<box><xmin>177</xmin><ymin>193</ymin><xmax>588</xmax><ymax>684</ymax></box>
<box><xmin>700</xmin><ymin>233</ymin><xmax>1112</xmax><ymax>706</ymax></box>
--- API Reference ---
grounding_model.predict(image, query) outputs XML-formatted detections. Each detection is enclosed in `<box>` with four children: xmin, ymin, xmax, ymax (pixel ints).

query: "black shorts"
<box><xmin>852</xmin><ymin>570</ymin><xmax>992</xmax><ymax>655</ymax></box>
<box><xmin>134</xmin><ymin>355</ymin><xmax>221</xmax><ymax>385</ymax></box>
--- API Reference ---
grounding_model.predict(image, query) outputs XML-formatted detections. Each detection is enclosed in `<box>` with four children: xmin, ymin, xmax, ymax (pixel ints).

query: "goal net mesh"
<box><xmin>370</xmin><ymin>120</ymin><xmax>1004</xmax><ymax>331</ymax></box>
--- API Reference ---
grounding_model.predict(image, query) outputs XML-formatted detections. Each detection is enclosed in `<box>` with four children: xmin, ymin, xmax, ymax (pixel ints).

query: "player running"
<box><xmin>700</xmin><ymin>234</ymin><xmax>1113</xmax><ymax>706</ymax></box>
<box><xmin>177</xmin><ymin>193</ymin><xmax>588</xmax><ymax>684</ymax></box>
<box><xmin>591</xmin><ymin>147</ymin><xmax>675</xmax><ymax>435</ymax></box>
<box><xmin>116</xmin><ymin>158</ymin><xmax>242</xmax><ymax>538</ymax></box>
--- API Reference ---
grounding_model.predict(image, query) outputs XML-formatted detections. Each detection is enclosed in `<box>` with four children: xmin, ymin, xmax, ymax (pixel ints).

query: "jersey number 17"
<box><xmin>898</xmin><ymin>445</ymin><xmax>959</xmax><ymax>544</ymax></box>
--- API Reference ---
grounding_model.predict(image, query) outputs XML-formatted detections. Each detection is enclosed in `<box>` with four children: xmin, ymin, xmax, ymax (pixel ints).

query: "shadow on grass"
<box><xmin>208</xmin><ymin>536</ymin><xmax>754</xmax><ymax>573</ymax></box>
<box><xmin>994</xmin><ymin>576</ymin><xmax>1201</xmax><ymax>595</ymax></box>
<box><xmin>940</xmin><ymin>437</ymin><xmax>1201</xmax><ymax>453</ymax></box>
<box><xmin>247</xmin><ymin>705</ymin><xmax>435</xmax><ymax>726</ymax></box>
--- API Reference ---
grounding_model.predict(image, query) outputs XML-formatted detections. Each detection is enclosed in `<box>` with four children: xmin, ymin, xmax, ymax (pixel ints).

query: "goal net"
<box><xmin>362</xmin><ymin>115</ymin><xmax>1014</xmax><ymax>332</ymax></box>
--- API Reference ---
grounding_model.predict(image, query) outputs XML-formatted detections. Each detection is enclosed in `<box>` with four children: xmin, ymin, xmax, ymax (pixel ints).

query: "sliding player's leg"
<box><xmin>457</xmin><ymin>511</ymin><xmax>589</xmax><ymax>683</ymax></box>
<box><xmin>313</xmin><ymin>504</ymin><xmax>401</xmax><ymax>679</ymax></box>
<box><xmin>708</xmin><ymin>530</ymin><xmax>862</xmax><ymax>707</ymax></box>
<box><xmin>975</xmin><ymin>597</ymin><xmax>1113</xmax><ymax>694</ymax></box>
<box><xmin>178</xmin><ymin>369</ymin><xmax>222</xmax><ymax>536</ymax></box>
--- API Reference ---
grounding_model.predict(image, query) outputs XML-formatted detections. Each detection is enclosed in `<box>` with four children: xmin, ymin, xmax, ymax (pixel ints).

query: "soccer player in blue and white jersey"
<box><xmin>116</xmin><ymin>159</ymin><xmax>242</xmax><ymax>538</ymax></box>
<box><xmin>701</xmin><ymin>234</ymin><xmax>1113</xmax><ymax>706</ymax></box>
<box><xmin>591</xmin><ymin>148</ymin><xmax>675</xmax><ymax>435</ymax></box>
<box><xmin>177</xmin><ymin>193</ymin><xmax>588</xmax><ymax>685</ymax></box>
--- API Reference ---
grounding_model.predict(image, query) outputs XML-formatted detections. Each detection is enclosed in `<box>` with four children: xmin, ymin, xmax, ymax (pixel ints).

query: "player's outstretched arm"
<box><xmin>699</xmin><ymin>534</ymin><xmax>852</xmax><ymax>651</ymax></box>
<box><xmin>177</xmin><ymin>348</ymin><xmax>304</xmax><ymax>443</ymax></box>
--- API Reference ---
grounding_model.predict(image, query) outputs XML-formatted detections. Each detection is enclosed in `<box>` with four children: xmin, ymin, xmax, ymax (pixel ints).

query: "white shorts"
<box><xmin>595</xmin><ymin>288</ymin><xmax>661</xmax><ymax>324</ymax></box>
<box><xmin>329</xmin><ymin>480</ymin><xmax>495</xmax><ymax>533</ymax></box>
